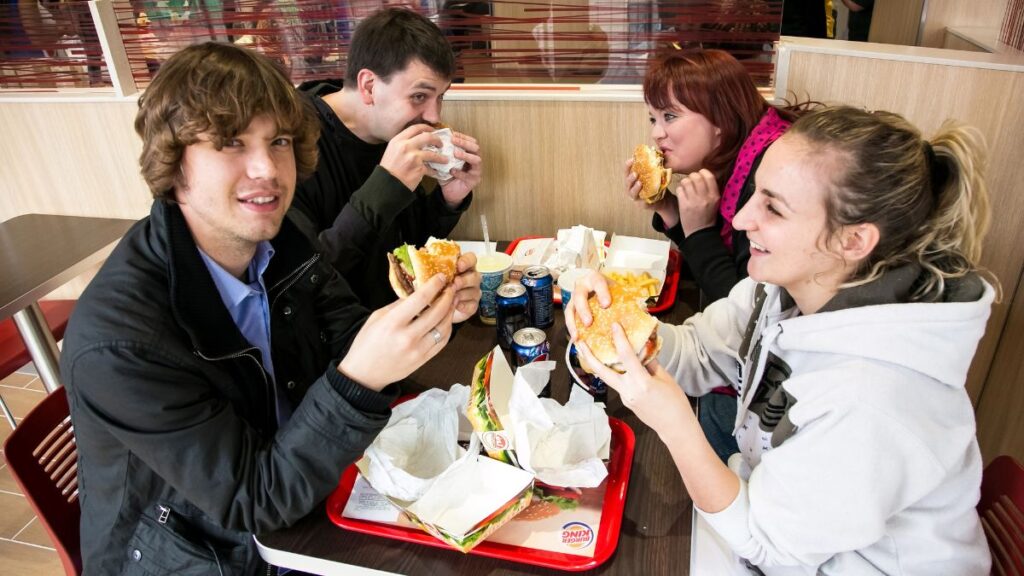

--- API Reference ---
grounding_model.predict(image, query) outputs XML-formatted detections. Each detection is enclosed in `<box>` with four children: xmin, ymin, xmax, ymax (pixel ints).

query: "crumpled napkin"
<box><xmin>361</xmin><ymin>385</ymin><xmax>470</xmax><ymax>503</ymax></box>
<box><xmin>424</xmin><ymin>128</ymin><xmax>466</xmax><ymax>183</ymax></box>
<box><xmin>506</xmin><ymin>361</ymin><xmax>611</xmax><ymax>487</ymax></box>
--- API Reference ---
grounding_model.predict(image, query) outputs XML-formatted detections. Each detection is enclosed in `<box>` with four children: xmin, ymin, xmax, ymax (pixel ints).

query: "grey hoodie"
<box><xmin>659</xmin><ymin>266</ymin><xmax>993</xmax><ymax>575</ymax></box>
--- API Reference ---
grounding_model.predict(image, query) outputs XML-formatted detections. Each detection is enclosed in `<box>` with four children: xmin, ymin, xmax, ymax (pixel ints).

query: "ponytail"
<box><xmin>788</xmin><ymin>107</ymin><xmax>998</xmax><ymax>301</ymax></box>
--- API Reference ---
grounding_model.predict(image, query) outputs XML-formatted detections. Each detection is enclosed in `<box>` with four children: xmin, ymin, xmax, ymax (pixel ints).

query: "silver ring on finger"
<box><xmin>430</xmin><ymin>327</ymin><xmax>443</xmax><ymax>346</ymax></box>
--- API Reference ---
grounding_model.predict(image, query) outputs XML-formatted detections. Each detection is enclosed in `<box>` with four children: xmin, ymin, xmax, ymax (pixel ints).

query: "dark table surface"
<box><xmin>0</xmin><ymin>214</ymin><xmax>137</xmax><ymax>319</ymax></box>
<box><xmin>258</xmin><ymin>262</ymin><xmax>701</xmax><ymax>575</ymax></box>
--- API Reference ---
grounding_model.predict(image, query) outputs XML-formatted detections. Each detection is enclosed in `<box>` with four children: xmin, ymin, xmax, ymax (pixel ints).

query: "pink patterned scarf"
<box><xmin>719</xmin><ymin>108</ymin><xmax>791</xmax><ymax>251</ymax></box>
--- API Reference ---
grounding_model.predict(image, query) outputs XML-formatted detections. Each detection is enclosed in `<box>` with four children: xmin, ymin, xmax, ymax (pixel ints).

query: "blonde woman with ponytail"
<box><xmin>568</xmin><ymin>106</ymin><xmax>997</xmax><ymax>574</ymax></box>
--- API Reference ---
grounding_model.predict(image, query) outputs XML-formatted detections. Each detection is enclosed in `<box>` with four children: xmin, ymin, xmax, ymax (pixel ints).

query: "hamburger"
<box><xmin>575</xmin><ymin>283</ymin><xmax>662</xmax><ymax>374</ymax></box>
<box><xmin>387</xmin><ymin>237</ymin><xmax>460</xmax><ymax>298</ymax></box>
<box><xmin>632</xmin><ymin>144</ymin><xmax>672</xmax><ymax>204</ymax></box>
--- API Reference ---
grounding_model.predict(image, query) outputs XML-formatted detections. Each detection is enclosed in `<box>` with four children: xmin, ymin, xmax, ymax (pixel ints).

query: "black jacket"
<box><xmin>62</xmin><ymin>200</ymin><xmax>397</xmax><ymax>575</ymax></box>
<box><xmin>654</xmin><ymin>151</ymin><xmax>763</xmax><ymax>304</ymax></box>
<box><xmin>292</xmin><ymin>80</ymin><xmax>471</xmax><ymax>310</ymax></box>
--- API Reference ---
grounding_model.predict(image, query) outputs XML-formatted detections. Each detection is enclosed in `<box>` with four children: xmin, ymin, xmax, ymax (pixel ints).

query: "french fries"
<box><xmin>604</xmin><ymin>271</ymin><xmax>660</xmax><ymax>301</ymax></box>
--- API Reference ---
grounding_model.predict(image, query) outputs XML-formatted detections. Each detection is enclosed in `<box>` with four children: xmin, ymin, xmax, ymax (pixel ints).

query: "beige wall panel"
<box><xmin>868</xmin><ymin>0</ymin><xmax>925</xmax><ymax>45</ymax></box>
<box><xmin>442</xmin><ymin>99</ymin><xmax>658</xmax><ymax>242</ymax></box>
<box><xmin>0</xmin><ymin>101</ymin><xmax>151</xmax><ymax>222</ymax></box>
<box><xmin>786</xmin><ymin>51</ymin><xmax>1024</xmax><ymax>450</ymax></box>
<box><xmin>919</xmin><ymin>0</ymin><xmax>1009</xmax><ymax>48</ymax></box>
<box><xmin>976</xmin><ymin>265</ymin><xmax>1024</xmax><ymax>463</ymax></box>
<box><xmin>0</xmin><ymin>100</ymin><xmax>150</xmax><ymax>299</ymax></box>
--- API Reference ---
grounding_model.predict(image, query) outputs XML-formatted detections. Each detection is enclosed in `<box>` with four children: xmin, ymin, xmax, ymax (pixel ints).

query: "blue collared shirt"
<box><xmin>198</xmin><ymin>241</ymin><xmax>291</xmax><ymax>424</ymax></box>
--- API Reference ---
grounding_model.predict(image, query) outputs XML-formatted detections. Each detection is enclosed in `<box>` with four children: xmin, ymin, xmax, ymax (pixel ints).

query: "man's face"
<box><xmin>175</xmin><ymin>114</ymin><xmax>296</xmax><ymax>258</ymax></box>
<box><xmin>367</xmin><ymin>58</ymin><xmax>451</xmax><ymax>142</ymax></box>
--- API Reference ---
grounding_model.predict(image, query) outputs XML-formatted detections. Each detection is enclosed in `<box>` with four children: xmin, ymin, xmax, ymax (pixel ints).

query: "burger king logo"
<box><xmin>560</xmin><ymin>521</ymin><xmax>594</xmax><ymax>549</ymax></box>
<box><xmin>481</xmin><ymin>431</ymin><xmax>510</xmax><ymax>451</ymax></box>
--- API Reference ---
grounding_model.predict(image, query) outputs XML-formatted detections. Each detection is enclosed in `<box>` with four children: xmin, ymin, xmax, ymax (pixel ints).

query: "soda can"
<box><xmin>496</xmin><ymin>282</ymin><xmax>530</xmax><ymax>349</ymax></box>
<box><xmin>567</xmin><ymin>343</ymin><xmax>608</xmax><ymax>403</ymax></box>
<box><xmin>521</xmin><ymin>265</ymin><xmax>554</xmax><ymax>329</ymax></box>
<box><xmin>513</xmin><ymin>327</ymin><xmax>551</xmax><ymax>398</ymax></box>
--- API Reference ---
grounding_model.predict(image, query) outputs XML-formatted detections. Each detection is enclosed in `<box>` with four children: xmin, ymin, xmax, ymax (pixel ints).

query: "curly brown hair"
<box><xmin>135</xmin><ymin>42</ymin><xmax>319</xmax><ymax>200</ymax></box>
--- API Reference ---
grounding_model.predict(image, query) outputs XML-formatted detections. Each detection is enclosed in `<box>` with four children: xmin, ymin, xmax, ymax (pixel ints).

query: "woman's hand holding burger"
<box><xmin>624</xmin><ymin>156</ymin><xmax>679</xmax><ymax>229</ymax></box>
<box><xmin>575</xmin><ymin>322</ymin><xmax>688</xmax><ymax>438</ymax></box>
<box><xmin>565</xmin><ymin>269</ymin><xmax>612</xmax><ymax>342</ymax></box>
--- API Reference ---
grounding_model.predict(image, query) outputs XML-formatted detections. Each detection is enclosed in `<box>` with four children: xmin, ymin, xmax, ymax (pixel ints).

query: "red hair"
<box><xmin>643</xmin><ymin>50</ymin><xmax>773</xmax><ymax>186</ymax></box>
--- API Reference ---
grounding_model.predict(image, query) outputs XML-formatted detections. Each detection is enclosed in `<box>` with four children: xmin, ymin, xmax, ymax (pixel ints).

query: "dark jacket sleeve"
<box><xmin>302</xmin><ymin>167</ymin><xmax>470</xmax><ymax>275</ymax></box>
<box><xmin>64</xmin><ymin>343</ymin><xmax>393</xmax><ymax>535</ymax></box>
<box><xmin>404</xmin><ymin>182</ymin><xmax>472</xmax><ymax>244</ymax></box>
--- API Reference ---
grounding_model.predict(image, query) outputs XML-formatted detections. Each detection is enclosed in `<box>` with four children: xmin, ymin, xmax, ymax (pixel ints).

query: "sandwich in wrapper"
<box><xmin>424</xmin><ymin>127</ymin><xmax>466</xmax><ymax>183</ymax></box>
<box><xmin>575</xmin><ymin>283</ymin><xmax>662</xmax><ymax>374</ymax></box>
<box><xmin>388</xmin><ymin>237</ymin><xmax>461</xmax><ymax>298</ymax></box>
<box><xmin>632</xmin><ymin>144</ymin><xmax>672</xmax><ymax>204</ymax></box>
<box><xmin>466</xmin><ymin>348</ymin><xmax>518</xmax><ymax>465</ymax></box>
<box><xmin>399</xmin><ymin>455</ymin><xmax>534</xmax><ymax>553</ymax></box>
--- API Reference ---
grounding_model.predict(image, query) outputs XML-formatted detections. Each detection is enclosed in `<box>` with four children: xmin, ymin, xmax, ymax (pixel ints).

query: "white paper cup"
<box><xmin>477</xmin><ymin>252</ymin><xmax>513</xmax><ymax>325</ymax></box>
<box><xmin>557</xmin><ymin>268</ymin><xmax>589</xmax><ymax>308</ymax></box>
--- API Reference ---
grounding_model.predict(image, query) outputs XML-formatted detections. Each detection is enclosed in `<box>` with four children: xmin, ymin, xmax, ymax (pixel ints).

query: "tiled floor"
<box><xmin>0</xmin><ymin>365</ymin><xmax>66</xmax><ymax>575</ymax></box>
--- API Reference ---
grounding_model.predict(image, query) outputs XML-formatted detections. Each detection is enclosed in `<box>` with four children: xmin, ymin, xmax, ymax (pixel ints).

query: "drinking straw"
<box><xmin>480</xmin><ymin>214</ymin><xmax>492</xmax><ymax>255</ymax></box>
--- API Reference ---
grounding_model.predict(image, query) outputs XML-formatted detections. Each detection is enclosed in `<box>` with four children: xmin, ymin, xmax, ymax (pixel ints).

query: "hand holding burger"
<box><xmin>570</xmin><ymin>281</ymin><xmax>662</xmax><ymax>374</ymax></box>
<box><xmin>632</xmin><ymin>144</ymin><xmax>672</xmax><ymax>204</ymax></box>
<box><xmin>388</xmin><ymin>237</ymin><xmax>461</xmax><ymax>299</ymax></box>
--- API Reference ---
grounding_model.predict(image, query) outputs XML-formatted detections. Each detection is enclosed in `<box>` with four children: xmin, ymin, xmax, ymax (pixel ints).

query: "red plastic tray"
<box><xmin>504</xmin><ymin>236</ymin><xmax>681</xmax><ymax>315</ymax></box>
<box><xmin>327</xmin><ymin>418</ymin><xmax>635</xmax><ymax>572</ymax></box>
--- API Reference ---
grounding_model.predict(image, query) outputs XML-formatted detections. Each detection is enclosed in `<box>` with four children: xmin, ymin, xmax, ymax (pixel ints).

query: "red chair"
<box><xmin>979</xmin><ymin>455</ymin><xmax>1024</xmax><ymax>576</ymax></box>
<box><xmin>3</xmin><ymin>387</ymin><xmax>81</xmax><ymax>575</ymax></box>
<box><xmin>0</xmin><ymin>299</ymin><xmax>75</xmax><ymax>428</ymax></box>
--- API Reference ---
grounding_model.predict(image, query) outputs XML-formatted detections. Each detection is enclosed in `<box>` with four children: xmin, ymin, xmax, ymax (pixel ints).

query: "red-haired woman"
<box><xmin>626</xmin><ymin>49</ymin><xmax>809</xmax><ymax>463</ymax></box>
<box><xmin>627</xmin><ymin>49</ymin><xmax>807</xmax><ymax>303</ymax></box>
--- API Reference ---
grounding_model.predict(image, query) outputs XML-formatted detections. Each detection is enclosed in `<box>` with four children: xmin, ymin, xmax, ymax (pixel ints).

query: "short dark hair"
<box><xmin>344</xmin><ymin>8</ymin><xmax>455</xmax><ymax>85</ymax></box>
<box><xmin>135</xmin><ymin>42</ymin><xmax>319</xmax><ymax>200</ymax></box>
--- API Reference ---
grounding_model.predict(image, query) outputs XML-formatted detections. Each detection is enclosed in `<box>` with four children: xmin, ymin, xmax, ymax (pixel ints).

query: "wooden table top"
<box><xmin>0</xmin><ymin>214</ymin><xmax>136</xmax><ymax>319</ymax></box>
<box><xmin>257</xmin><ymin>267</ymin><xmax>702</xmax><ymax>575</ymax></box>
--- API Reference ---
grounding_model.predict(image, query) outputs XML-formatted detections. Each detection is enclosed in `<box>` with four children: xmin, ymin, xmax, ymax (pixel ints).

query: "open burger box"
<box><xmin>333</xmin><ymin>348</ymin><xmax>636</xmax><ymax>570</ymax></box>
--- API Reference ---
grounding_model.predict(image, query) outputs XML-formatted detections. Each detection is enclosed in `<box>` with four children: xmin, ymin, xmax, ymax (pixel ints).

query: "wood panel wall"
<box><xmin>0</xmin><ymin>99</ymin><xmax>150</xmax><ymax>297</ymax></box>
<box><xmin>868</xmin><ymin>0</ymin><xmax>925</xmax><ymax>45</ymax></box>
<box><xmin>869</xmin><ymin>0</ymin><xmax>1010</xmax><ymax>48</ymax></box>
<box><xmin>918</xmin><ymin>0</ymin><xmax>1010</xmax><ymax>48</ymax></box>
<box><xmin>442</xmin><ymin>99</ymin><xmax>654</xmax><ymax>241</ymax></box>
<box><xmin>781</xmin><ymin>49</ymin><xmax>1024</xmax><ymax>463</ymax></box>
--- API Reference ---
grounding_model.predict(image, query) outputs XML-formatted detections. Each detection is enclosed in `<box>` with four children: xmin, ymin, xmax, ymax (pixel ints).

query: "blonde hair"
<box><xmin>789</xmin><ymin>106</ymin><xmax>995</xmax><ymax>300</ymax></box>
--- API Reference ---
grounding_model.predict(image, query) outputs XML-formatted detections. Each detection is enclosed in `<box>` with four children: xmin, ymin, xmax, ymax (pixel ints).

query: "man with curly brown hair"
<box><xmin>62</xmin><ymin>42</ymin><xmax>459</xmax><ymax>574</ymax></box>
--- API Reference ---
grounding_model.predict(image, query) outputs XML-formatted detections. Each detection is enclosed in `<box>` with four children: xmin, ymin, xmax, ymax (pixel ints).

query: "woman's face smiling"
<box><xmin>732</xmin><ymin>134</ymin><xmax>852</xmax><ymax>313</ymax></box>
<box><xmin>648</xmin><ymin>94</ymin><xmax>721</xmax><ymax>174</ymax></box>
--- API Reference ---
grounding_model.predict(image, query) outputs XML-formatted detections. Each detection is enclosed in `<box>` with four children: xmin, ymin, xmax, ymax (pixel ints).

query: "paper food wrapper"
<box><xmin>509</xmin><ymin>361</ymin><xmax>611</xmax><ymax>487</ymax></box>
<box><xmin>403</xmin><ymin>455</ymin><xmax>534</xmax><ymax>553</ymax></box>
<box><xmin>543</xmin><ymin>225</ymin><xmax>605</xmax><ymax>278</ymax></box>
<box><xmin>470</xmin><ymin>347</ymin><xmax>610</xmax><ymax>488</ymax></box>
<box><xmin>510</xmin><ymin>237</ymin><xmax>555</xmax><ymax>273</ymax></box>
<box><xmin>360</xmin><ymin>386</ymin><xmax>468</xmax><ymax>502</ymax></box>
<box><xmin>424</xmin><ymin>128</ymin><xmax>466</xmax><ymax>183</ymax></box>
<box><xmin>357</xmin><ymin>385</ymin><xmax>534</xmax><ymax>553</ymax></box>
